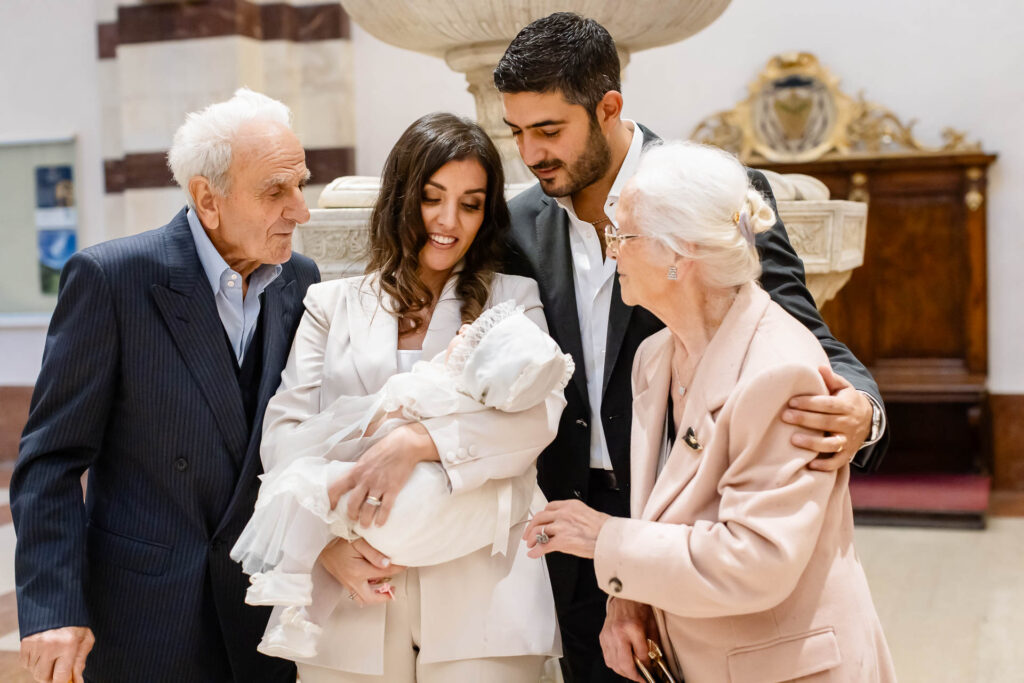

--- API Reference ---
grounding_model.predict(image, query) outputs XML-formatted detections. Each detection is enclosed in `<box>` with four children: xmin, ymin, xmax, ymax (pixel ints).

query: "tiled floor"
<box><xmin>0</xmin><ymin>486</ymin><xmax>1022</xmax><ymax>682</ymax></box>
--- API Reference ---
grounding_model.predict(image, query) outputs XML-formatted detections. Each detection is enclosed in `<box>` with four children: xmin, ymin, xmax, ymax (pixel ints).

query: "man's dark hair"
<box><xmin>493</xmin><ymin>12</ymin><xmax>620</xmax><ymax>118</ymax></box>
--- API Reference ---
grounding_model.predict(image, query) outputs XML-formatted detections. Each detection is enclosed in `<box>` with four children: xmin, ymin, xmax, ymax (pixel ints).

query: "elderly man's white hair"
<box><xmin>168</xmin><ymin>87</ymin><xmax>293</xmax><ymax>209</ymax></box>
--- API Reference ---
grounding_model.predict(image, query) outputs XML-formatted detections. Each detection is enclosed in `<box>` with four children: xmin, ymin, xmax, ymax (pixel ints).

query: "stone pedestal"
<box><xmin>761</xmin><ymin>170</ymin><xmax>867</xmax><ymax>307</ymax></box>
<box><xmin>776</xmin><ymin>199</ymin><xmax>867</xmax><ymax>306</ymax></box>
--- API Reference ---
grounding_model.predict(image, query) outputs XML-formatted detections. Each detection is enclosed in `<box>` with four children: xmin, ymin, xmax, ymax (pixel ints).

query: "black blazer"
<box><xmin>11</xmin><ymin>209</ymin><xmax>319</xmax><ymax>681</ymax></box>
<box><xmin>503</xmin><ymin>124</ymin><xmax>888</xmax><ymax>610</ymax></box>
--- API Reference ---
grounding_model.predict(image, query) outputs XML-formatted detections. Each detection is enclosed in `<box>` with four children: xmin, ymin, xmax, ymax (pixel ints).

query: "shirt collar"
<box><xmin>607</xmin><ymin>119</ymin><xmax>645</xmax><ymax>205</ymax></box>
<box><xmin>186</xmin><ymin>208</ymin><xmax>282</xmax><ymax>295</ymax></box>
<box><xmin>556</xmin><ymin>119</ymin><xmax>645</xmax><ymax>221</ymax></box>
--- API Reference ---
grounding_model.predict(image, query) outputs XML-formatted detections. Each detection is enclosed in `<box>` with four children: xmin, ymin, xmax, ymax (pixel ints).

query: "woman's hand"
<box><xmin>317</xmin><ymin>537</ymin><xmax>405</xmax><ymax>606</ymax></box>
<box><xmin>522</xmin><ymin>499</ymin><xmax>611</xmax><ymax>559</ymax></box>
<box><xmin>328</xmin><ymin>423</ymin><xmax>439</xmax><ymax>527</ymax></box>
<box><xmin>601</xmin><ymin>598</ymin><xmax>659</xmax><ymax>682</ymax></box>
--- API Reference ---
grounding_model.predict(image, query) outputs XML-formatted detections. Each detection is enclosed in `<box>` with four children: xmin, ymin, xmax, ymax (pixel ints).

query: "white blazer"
<box><xmin>261</xmin><ymin>272</ymin><xmax>563</xmax><ymax>674</ymax></box>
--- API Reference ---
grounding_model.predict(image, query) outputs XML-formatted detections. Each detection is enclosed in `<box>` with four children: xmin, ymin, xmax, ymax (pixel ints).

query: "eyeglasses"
<box><xmin>604</xmin><ymin>224</ymin><xmax>646</xmax><ymax>255</ymax></box>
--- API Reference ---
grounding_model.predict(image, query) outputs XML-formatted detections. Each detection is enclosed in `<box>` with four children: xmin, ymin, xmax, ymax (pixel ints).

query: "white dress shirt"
<box><xmin>555</xmin><ymin>121</ymin><xmax>644</xmax><ymax>470</ymax></box>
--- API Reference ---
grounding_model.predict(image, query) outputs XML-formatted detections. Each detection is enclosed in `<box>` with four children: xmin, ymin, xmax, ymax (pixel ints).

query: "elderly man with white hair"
<box><xmin>12</xmin><ymin>88</ymin><xmax>320</xmax><ymax>682</ymax></box>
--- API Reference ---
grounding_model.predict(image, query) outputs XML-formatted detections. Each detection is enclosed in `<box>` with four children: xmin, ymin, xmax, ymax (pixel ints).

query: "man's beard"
<box><xmin>533</xmin><ymin>119</ymin><xmax>612</xmax><ymax>198</ymax></box>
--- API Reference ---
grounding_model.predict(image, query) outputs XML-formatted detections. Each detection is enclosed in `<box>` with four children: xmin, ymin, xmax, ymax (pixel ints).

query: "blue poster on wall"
<box><xmin>35</xmin><ymin>165</ymin><xmax>77</xmax><ymax>294</ymax></box>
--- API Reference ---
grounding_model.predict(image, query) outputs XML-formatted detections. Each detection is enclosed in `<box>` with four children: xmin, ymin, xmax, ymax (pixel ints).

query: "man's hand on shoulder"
<box><xmin>782</xmin><ymin>365</ymin><xmax>873</xmax><ymax>472</ymax></box>
<box><xmin>20</xmin><ymin>626</ymin><xmax>94</xmax><ymax>683</ymax></box>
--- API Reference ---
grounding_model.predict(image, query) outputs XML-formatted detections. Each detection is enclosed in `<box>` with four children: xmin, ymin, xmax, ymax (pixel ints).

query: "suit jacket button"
<box><xmin>609</xmin><ymin>577</ymin><xmax>623</xmax><ymax>593</ymax></box>
<box><xmin>575</xmin><ymin>418</ymin><xmax>588</xmax><ymax>429</ymax></box>
<box><xmin>572</xmin><ymin>489</ymin><xmax>582</xmax><ymax>499</ymax></box>
<box><xmin>174</xmin><ymin>458</ymin><xmax>189</xmax><ymax>472</ymax></box>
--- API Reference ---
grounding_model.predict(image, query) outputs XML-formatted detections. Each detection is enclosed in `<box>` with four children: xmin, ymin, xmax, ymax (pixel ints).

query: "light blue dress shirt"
<box><xmin>186</xmin><ymin>209</ymin><xmax>282</xmax><ymax>364</ymax></box>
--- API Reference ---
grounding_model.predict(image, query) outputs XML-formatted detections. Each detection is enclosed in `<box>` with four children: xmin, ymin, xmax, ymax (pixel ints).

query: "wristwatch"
<box><xmin>863</xmin><ymin>394</ymin><xmax>884</xmax><ymax>447</ymax></box>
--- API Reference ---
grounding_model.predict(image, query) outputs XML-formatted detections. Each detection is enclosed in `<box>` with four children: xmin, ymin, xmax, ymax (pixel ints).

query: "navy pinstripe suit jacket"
<box><xmin>12</xmin><ymin>209</ymin><xmax>320</xmax><ymax>681</ymax></box>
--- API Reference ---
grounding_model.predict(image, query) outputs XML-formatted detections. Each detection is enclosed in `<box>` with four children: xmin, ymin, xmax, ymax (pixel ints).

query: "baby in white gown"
<box><xmin>230</xmin><ymin>300</ymin><xmax>573</xmax><ymax>659</ymax></box>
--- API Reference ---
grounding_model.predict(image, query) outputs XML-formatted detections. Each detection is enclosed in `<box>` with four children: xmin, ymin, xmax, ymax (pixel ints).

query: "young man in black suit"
<box><xmin>494</xmin><ymin>12</ymin><xmax>887</xmax><ymax>682</ymax></box>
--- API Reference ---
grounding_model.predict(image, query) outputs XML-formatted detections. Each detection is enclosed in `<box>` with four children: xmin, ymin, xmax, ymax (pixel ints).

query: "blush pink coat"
<box><xmin>594</xmin><ymin>282</ymin><xmax>896</xmax><ymax>683</ymax></box>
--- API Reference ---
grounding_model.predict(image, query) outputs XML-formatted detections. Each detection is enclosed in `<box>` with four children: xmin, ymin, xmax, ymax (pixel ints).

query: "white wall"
<box><xmin>351</xmin><ymin>23</ymin><xmax>475</xmax><ymax>176</ymax></box>
<box><xmin>0</xmin><ymin>0</ymin><xmax>104</xmax><ymax>384</ymax></box>
<box><xmin>0</xmin><ymin>0</ymin><xmax>106</xmax><ymax>251</ymax></box>
<box><xmin>350</xmin><ymin>0</ymin><xmax>1024</xmax><ymax>393</ymax></box>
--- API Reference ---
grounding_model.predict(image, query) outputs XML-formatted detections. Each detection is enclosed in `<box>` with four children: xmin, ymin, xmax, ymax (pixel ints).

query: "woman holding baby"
<box><xmin>253</xmin><ymin>113</ymin><xmax>563</xmax><ymax>682</ymax></box>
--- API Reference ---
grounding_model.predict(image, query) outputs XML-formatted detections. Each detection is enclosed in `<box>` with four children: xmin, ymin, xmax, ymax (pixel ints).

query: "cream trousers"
<box><xmin>296</xmin><ymin>569</ymin><xmax>549</xmax><ymax>683</ymax></box>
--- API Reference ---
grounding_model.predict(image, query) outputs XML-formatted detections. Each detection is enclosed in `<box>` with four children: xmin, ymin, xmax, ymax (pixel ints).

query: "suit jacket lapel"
<box><xmin>218</xmin><ymin>273</ymin><xmax>296</xmax><ymax>536</ymax></box>
<box><xmin>641</xmin><ymin>283</ymin><xmax>772</xmax><ymax>521</ymax></box>
<box><xmin>252</xmin><ymin>275</ymin><xmax>295</xmax><ymax>440</ymax></box>
<box><xmin>641</xmin><ymin>396</ymin><xmax>716</xmax><ymax>522</ymax></box>
<box><xmin>603</xmin><ymin>123</ymin><xmax>662</xmax><ymax>397</ymax></box>
<box><xmin>602</xmin><ymin>273</ymin><xmax>633</xmax><ymax>394</ymax></box>
<box><xmin>151</xmin><ymin>211</ymin><xmax>249</xmax><ymax>463</ymax></box>
<box><xmin>533</xmin><ymin>199</ymin><xmax>589</xmax><ymax>408</ymax></box>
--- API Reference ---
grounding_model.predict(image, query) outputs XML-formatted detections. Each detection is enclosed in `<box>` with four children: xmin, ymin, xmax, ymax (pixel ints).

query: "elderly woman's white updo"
<box><xmin>167</xmin><ymin>87</ymin><xmax>293</xmax><ymax>208</ymax></box>
<box><xmin>624</xmin><ymin>141</ymin><xmax>776</xmax><ymax>289</ymax></box>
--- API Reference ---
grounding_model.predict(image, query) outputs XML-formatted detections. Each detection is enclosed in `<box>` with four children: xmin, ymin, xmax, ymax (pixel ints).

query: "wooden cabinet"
<box><xmin>761</xmin><ymin>153</ymin><xmax>996</xmax><ymax>523</ymax></box>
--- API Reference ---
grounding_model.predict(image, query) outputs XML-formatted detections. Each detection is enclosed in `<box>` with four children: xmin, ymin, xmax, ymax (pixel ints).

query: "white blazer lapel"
<box><xmin>421</xmin><ymin>274</ymin><xmax>463</xmax><ymax>359</ymax></box>
<box><xmin>346</xmin><ymin>278</ymin><xmax>399</xmax><ymax>393</ymax></box>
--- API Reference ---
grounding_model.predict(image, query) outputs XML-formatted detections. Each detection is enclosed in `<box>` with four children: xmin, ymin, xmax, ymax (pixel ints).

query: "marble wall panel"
<box><xmin>294</xmin><ymin>88</ymin><xmax>355</xmax><ymax>151</ymax></box>
<box><xmin>991</xmin><ymin>394</ymin><xmax>1024</xmax><ymax>491</ymax></box>
<box><xmin>103</xmin><ymin>194</ymin><xmax>125</xmax><ymax>242</ymax></box>
<box><xmin>122</xmin><ymin>188</ymin><xmax>189</xmax><ymax>238</ymax></box>
<box><xmin>97</xmin><ymin>60</ymin><xmax>122</xmax><ymax>160</ymax></box>
<box><xmin>0</xmin><ymin>387</ymin><xmax>33</xmax><ymax>462</ymax></box>
<box><xmin>95</xmin><ymin>0</ymin><xmax>119</xmax><ymax>23</ymax></box>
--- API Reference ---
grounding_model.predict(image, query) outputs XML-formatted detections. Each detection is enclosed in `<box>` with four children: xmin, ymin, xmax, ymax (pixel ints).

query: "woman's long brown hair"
<box><xmin>366</xmin><ymin>112</ymin><xmax>510</xmax><ymax>336</ymax></box>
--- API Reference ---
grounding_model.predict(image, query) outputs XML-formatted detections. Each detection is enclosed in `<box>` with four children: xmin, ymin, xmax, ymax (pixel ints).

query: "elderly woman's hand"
<box><xmin>318</xmin><ymin>537</ymin><xmax>406</xmax><ymax>606</ymax></box>
<box><xmin>522</xmin><ymin>499</ymin><xmax>611</xmax><ymax>559</ymax></box>
<box><xmin>328</xmin><ymin>423</ymin><xmax>440</xmax><ymax>527</ymax></box>
<box><xmin>601</xmin><ymin>598</ymin><xmax>659</xmax><ymax>682</ymax></box>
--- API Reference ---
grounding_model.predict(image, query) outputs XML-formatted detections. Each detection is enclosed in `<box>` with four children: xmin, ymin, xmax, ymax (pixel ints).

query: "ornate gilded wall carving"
<box><xmin>691</xmin><ymin>53</ymin><xmax>981</xmax><ymax>163</ymax></box>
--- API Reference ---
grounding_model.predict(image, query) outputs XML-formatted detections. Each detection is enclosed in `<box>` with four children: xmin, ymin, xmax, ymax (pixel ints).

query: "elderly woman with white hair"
<box><xmin>524</xmin><ymin>142</ymin><xmax>896</xmax><ymax>683</ymax></box>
